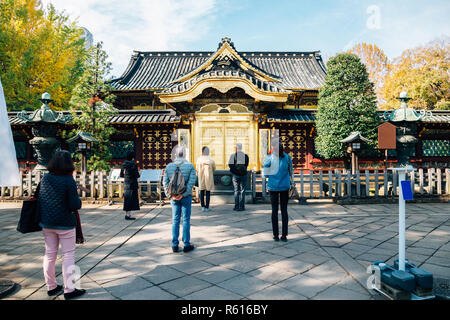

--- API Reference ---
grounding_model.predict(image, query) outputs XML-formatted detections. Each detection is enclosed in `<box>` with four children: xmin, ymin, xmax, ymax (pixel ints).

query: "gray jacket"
<box><xmin>163</xmin><ymin>158</ymin><xmax>197</xmax><ymax>198</ymax></box>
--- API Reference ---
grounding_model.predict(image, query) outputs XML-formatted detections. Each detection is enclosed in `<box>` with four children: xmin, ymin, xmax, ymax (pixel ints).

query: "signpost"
<box><xmin>390</xmin><ymin>166</ymin><xmax>414</xmax><ymax>271</ymax></box>
<box><xmin>378</xmin><ymin>122</ymin><xmax>397</xmax><ymax>169</ymax></box>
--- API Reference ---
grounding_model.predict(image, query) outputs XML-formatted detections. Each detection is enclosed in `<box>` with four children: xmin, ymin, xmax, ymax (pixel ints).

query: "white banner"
<box><xmin>0</xmin><ymin>78</ymin><xmax>20</xmax><ymax>186</ymax></box>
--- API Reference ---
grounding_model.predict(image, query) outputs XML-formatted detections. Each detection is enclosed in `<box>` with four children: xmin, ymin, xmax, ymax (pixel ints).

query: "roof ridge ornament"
<box><xmin>219</xmin><ymin>37</ymin><xmax>234</xmax><ymax>49</ymax></box>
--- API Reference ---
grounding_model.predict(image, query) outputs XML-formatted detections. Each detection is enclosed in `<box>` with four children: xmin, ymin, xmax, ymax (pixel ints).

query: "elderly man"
<box><xmin>163</xmin><ymin>146</ymin><xmax>197</xmax><ymax>253</ymax></box>
<box><xmin>228</xmin><ymin>143</ymin><xmax>249</xmax><ymax>211</ymax></box>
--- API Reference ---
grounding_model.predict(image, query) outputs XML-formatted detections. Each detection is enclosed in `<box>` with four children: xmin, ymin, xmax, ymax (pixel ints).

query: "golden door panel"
<box><xmin>197</xmin><ymin>121</ymin><xmax>254</xmax><ymax>170</ymax></box>
<box><xmin>142</xmin><ymin>130</ymin><xmax>175</xmax><ymax>169</ymax></box>
<box><xmin>224</xmin><ymin>124</ymin><xmax>250</xmax><ymax>167</ymax></box>
<box><xmin>199</xmin><ymin>125</ymin><xmax>225</xmax><ymax>169</ymax></box>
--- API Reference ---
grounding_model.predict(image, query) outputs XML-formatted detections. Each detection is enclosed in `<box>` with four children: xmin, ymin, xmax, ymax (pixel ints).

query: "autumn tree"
<box><xmin>348</xmin><ymin>43</ymin><xmax>390</xmax><ymax>105</ymax></box>
<box><xmin>67</xmin><ymin>42</ymin><xmax>117</xmax><ymax>172</ymax></box>
<box><xmin>315</xmin><ymin>53</ymin><xmax>379</xmax><ymax>160</ymax></box>
<box><xmin>382</xmin><ymin>38</ymin><xmax>450</xmax><ymax>110</ymax></box>
<box><xmin>0</xmin><ymin>0</ymin><xmax>86</xmax><ymax>110</ymax></box>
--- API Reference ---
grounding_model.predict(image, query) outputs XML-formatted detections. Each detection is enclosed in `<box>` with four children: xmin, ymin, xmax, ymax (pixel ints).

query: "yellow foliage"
<box><xmin>348</xmin><ymin>43</ymin><xmax>390</xmax><ymax>106</ymax></box>
<box><xmin>0</xmin><ymin>0</ymin><xmax>86</xmax><ymax>110</ymax></box>
<box><xmin>381</xmin><ymin>39</ymin><xmax>449</xmax><ymax>110</ymax></box>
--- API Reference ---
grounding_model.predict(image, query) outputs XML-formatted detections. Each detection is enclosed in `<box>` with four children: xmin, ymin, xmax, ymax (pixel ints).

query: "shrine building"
<box><xmin>109</xmin><ymin>37</ymin><xmax>326</xmax><ymax>171</ymax></box>
<box><xmin>8</xmin><ymin>37</ymin><xmax>450</xmax><ymax>171</ymax></box>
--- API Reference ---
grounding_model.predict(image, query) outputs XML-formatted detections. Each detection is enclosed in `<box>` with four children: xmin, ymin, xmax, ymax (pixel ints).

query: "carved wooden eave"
<box><xmin>158</xmin><ymin>76</ymin><xmax>289</xmax><ymax>104</ymax></box>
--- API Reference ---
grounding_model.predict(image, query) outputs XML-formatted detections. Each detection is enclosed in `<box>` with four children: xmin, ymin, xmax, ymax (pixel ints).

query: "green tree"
<box><xmin>0</xmin><ymin>0</ymin><xmax>87</xmax><ymax>110</ymax></box>
<box><xmin>315</xmin><ymin>53</ymin><xmax>380</xmax><ymax>160</ymax></box>
<box><xmin>67</xmin><ymin>42</ymin><xmax>117</xmax><ymax>172</ymax></box>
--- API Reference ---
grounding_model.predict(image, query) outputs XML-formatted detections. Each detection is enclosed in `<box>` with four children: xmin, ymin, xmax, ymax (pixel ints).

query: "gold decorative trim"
<box><xmin>159</xmin><ymin>78</ymin><xmax>288</xmax><ymax>103</ymax></box>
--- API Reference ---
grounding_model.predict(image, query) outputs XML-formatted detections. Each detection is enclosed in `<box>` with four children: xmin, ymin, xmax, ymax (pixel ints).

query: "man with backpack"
<box><xmin>163</xmin><ymin>146</ymin><xmax>197</xmax><ymax>253</ymax></box>
<box><xmin>228</xmin><ymin>143</ymin><xmax>249</xmax><ymax>211</ymax></box>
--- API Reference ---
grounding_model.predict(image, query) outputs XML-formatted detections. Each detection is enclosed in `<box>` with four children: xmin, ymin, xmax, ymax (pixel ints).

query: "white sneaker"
<box><xmin>205</xmin><ymin>208</ymin><xmax>211</xmax><ymax>212</ymax></box>
<box><xmin>201</xmin><ymin>207</ymin><xmax>206</xmax><ymax>212</ymax></box>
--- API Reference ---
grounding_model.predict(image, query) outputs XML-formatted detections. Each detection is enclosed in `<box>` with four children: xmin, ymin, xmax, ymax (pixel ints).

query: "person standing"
<box><xmin>163</xmin><ymin>146</ymin><xmax>197</xmax><ymax>253</ymax></box>
<box><xmin>120</xmin><ymin>151</ymin><xmax>140</xmax><ymax>220</ymax></box>
<box><xmin>228</xmin><ymin>143</ymin><xmax>249</xmax><ymax>211</ymax></box>
<box><xmin>196</xmin><ymin>146</ymin><xmax>216</xmax><ymax>212</ymax></box>
<box><xmin>38</xmin><ymin>150</ymin><xmax>86</xmax><ymax>300</ymax></box>
<box><xmin>263</xmin><ymin>141</ymin><xmax>293</xmax><ymax>242</ymax></box>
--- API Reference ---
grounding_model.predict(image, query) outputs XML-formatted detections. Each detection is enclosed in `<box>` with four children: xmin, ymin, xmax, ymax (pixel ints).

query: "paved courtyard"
<box><xmin>1</xmin><ymin>200</ymin><xmax>449</xmax><ymax>300</ymax></box>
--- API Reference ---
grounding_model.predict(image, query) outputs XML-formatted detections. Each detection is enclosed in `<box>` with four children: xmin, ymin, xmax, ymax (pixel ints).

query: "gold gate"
<box><xmin>193</xmin><ymin>104</ymin><xmax>258</xmax><ymax>170</ymax></box>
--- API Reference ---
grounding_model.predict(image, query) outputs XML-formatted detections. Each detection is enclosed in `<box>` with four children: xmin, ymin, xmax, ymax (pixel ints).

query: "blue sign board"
<box><xmin>401</xmin><ymin>181</ymin><xmax>413</xmax><ymax>201</ymax></box>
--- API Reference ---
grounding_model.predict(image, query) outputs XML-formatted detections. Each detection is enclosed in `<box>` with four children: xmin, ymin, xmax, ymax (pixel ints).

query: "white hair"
<box><xmin>172</xmin><ymin>145</ymin><xmax>186</xmax><ymax>160</ymax></box>
<box><xmin>236</xmin><ymin>143</ymin><xmax>243</xmax><ymax>151</ymax></box>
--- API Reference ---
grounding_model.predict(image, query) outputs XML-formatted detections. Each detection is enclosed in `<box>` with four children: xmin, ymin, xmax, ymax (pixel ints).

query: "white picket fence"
<box><xmin>251</xmin><ymin>168</ymin><xmax>450</xmax><ymax>200</ymax></box>
<box><xmin>1</xmin><ymin>168</ymin><xmax>449</xmax><ymax>201</ymax></box>
<box><xmin>0</xmin><ymin>171</ymin><xmax>163</xmax><ymax>201</ymax></box>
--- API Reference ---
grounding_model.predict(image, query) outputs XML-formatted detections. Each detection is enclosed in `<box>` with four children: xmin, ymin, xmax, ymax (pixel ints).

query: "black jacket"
<box><xmin>228</xmin><ymin>152</ymin><xmax>249</xmax><ymax>176</ymax></box>
<box><xmin>38</xmin><ymin>173</ymin><xmax>81</xmax><ymax>229</ymax></box>
<box><xmin>120</xmin><ymin>160</ymin><xmax>140</xmax><ymax>190</ymax></box>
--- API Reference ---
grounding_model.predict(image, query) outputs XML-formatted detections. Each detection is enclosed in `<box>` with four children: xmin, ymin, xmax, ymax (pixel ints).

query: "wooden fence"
<box><xmin>251</xmin><ymin>168</ymin><xmax>450</xmax><ymax>201</ymax></box>
<box><xmin>1</xmin><ymin>168</ymin><xmax>449</xmax><ymax>201</ymax></box>
<box><xmin>0</xmin><ymin>171</ymin><xmax>162</xmax><ymax>202</ymax></box>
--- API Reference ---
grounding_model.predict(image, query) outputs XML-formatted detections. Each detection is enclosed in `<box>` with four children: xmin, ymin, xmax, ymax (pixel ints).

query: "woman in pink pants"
<box><xmin>38</xmin><ymin>151</ymin><xmax>86</xmax><ymax>300</ymax></box>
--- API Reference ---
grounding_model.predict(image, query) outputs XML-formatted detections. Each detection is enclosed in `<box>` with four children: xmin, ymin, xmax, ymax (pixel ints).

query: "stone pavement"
<box><xmin>1</xmin><ymin>201</ymin><xmax>449</xmax><ymax>300</ymax></box>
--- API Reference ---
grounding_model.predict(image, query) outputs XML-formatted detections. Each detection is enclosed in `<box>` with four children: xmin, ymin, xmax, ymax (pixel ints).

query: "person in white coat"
<box><xmin>196</xmin><ymin>147</ymin><xmax>216</xmax><ymax>212</ymax></box>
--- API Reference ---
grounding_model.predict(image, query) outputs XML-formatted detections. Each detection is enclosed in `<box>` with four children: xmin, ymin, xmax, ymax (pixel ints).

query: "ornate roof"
<box><xmin>267</xmin><ymin>109</ymin><xmax>316</xmax><ymax>122</ymax></box>
<box><xmin>8</xmin><ymin>109</ymin><xmax>449</xmax><ymax>125</ymax></box>
<box><xmin>266</xmin><ymin>109</ymin><xmax>450</xmax><ymax>123</ymax></box>
<box><xmin>110</xmin><ymin>38</ymin><xmax>327</xmax><ymax>93</ymax></box>
<box><xmin>9</xmin><ymin>110</ymin><xmax>180</xmax><ymax>125</ymax></box>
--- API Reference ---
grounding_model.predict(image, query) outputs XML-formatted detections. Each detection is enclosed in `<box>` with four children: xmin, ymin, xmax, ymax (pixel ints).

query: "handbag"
<box><xmin>17</xmin><ymin>183</ymin><xmax>42</xmax><ymax>234</ymax></box>
<box><xmin>288</xmin><ymin>157</ymin><xmax>299</xmax><ymax>200</ymax></box>
<box><xmin>74</xmin><ymin>210</ymin><xmax>85</xmax><ymax>244</ymax></box>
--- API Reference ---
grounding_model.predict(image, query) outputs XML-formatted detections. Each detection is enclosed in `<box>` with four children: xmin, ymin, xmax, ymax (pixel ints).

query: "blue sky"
<box><xmin>42</xmin><ymin>0</ymin><xmax>450</xmax><ymax>77</ymax></box>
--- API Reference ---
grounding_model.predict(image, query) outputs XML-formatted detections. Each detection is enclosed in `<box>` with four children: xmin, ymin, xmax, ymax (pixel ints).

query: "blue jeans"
<box><xmin>232</xmin><ymin>174</ymin><xmax>246</xmax><ymax>209</ymax></box>
<box><xmin>170</xmin><ymin>195</ymin><xmax>192</xmax><ymax>247</ymax></box>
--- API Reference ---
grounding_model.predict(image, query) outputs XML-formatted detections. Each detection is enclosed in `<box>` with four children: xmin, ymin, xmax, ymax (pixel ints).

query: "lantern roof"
<box><xmin>383</xmin><ymin>92</ymin><xmax>431</xmax><ymax>122</ymax></box>
<box><xmin>66</xmin><ymin>131</ymin><xmax>98</xmax><ymax>143</ymax></box>
<box><xmin>340</xmin><ymin>131</ymin><xmax>371</xmax><ymax>144</ymax></box>
<box><xmin>17</xmin><ymin>92</ymin><xmax>72</xmax><ymax>123</ymax></box>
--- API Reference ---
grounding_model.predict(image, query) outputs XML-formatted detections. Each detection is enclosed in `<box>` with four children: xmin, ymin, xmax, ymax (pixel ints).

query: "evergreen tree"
<box><xmin>67</xmin><ymin>42</ymin><xmax>117</xmax><ymax>172</ymax></box>
<box><xmin>315</xmin><ymin>53</ymin><xmax>379</xmax><ymax>160</ymax></box>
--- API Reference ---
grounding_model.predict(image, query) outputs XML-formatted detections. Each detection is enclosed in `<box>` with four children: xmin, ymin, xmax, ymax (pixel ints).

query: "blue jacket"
<box><xmin>263</xmin><ymin>153</ymin><xmax>293</xmax><ymax>192</ymax></box>
<box><xmin>38</xmin><ymin>173</ymin><xmax>81</xmax><ymax>229</ymax></box>
<box><xmin>163</xmin><ymin>158</ymin><xmax>197</xmax><ymax>198</ymax></box>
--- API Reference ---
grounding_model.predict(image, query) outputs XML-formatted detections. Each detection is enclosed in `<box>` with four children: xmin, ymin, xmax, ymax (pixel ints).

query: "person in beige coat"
<box><xmin>196</xmin><ymin>146</ymin><xmax>216</xmax><ymax>212</ymax></box>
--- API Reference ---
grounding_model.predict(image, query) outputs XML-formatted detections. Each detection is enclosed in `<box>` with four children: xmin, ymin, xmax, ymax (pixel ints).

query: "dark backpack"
<box><xmin>233</xmin><ymin>153</ymin><xmax>247</xmax><ymax>176</ymax></box>
<box><xmin>167</xmin><ymin>165</ymin><xmax>186</xmax><ymax>196</ymax></box>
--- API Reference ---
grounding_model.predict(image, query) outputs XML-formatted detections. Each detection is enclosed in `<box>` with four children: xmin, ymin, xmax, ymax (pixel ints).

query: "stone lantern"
<box><xmin>340</xmin><ymin>131</ymin><xmax>371</xmax><ymax>175</ymax></box>
<box><xmin>383</xmin><ymin>92</ymin><xmax>431</xmax><ymax>167</ymax></box>
<box><xmin>18</xmin><ymin>92</ymin><xmax>71</xmax><ymax>172</ymax></box>
<box><xmin>66</xmin><ymin>132</ymin><xmax>98</xmax><ymax>175</ymax></box>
